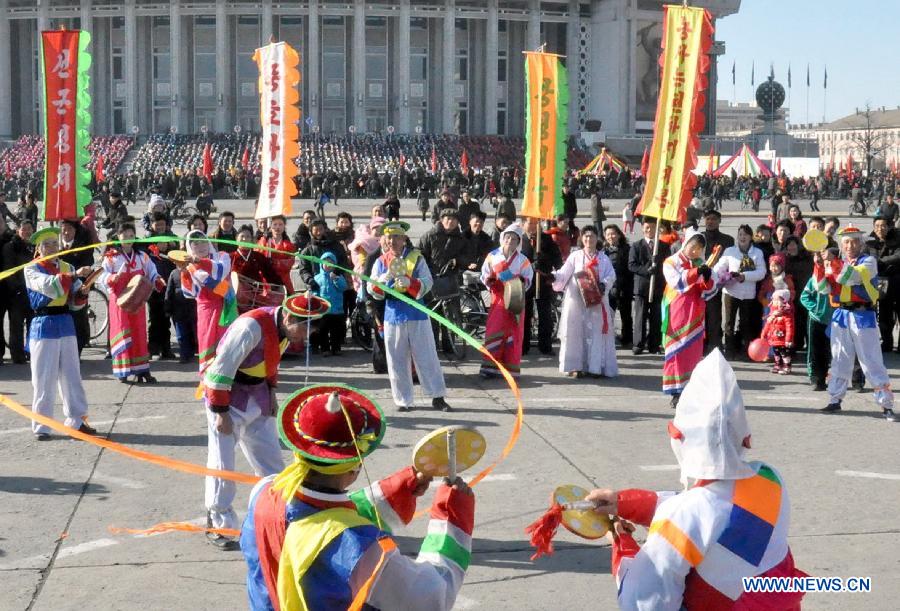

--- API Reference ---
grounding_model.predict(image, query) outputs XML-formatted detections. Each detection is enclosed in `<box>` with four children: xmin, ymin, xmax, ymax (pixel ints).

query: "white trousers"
<box><xmin>205</xmin><ymin>398</ymin><xmax>284</xmax><ymax>530</ymax></box>
<box><xmin>30</xmin><ymin>335</ymin><xmax>88</xmax><ymax>435</ymax></box>
<box><xmin>828</xmin><ymin>319</ymin><xmax>894</xmax><ymax>409</ymax></box>
<box><xmin>384</xmin><ymin>318</ymin><xmax>447</xmax><ymax>408</ymax></box>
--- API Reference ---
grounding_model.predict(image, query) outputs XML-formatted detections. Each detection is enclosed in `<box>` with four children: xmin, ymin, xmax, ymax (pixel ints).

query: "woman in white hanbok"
<box><xmin>552</xmin><ymin>226</ymin><xmax>618</xmax><ymax>378</ymax></box>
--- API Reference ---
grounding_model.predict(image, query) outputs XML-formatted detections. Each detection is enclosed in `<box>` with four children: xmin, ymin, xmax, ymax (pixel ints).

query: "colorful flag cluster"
<box><xmin>41</xmin><ymin>29</ymin><xmax>93</xmax><ymax>221</ymax></box>
<box><xmin>579</xmin><ymin>147</ymin><xmax>629</xmax><ymax>175</ymax></box>
<box><xmin>636</xmin><ymin>5</ymin><xmax>714</xmax><ymax>223</ymax></box>
<box><xmin>712</xmin><ymin>144</ymin><xmax>773</xmax><ymax>179</ymax></box>
<box><xmin>521</xmin><ymin>51</ymin><xmax>568</xmax><ymax>220</ymax></box>
<box><xmin>253</xmin><ymin>41</ymin><xmax>301</xmax><ymax>219</ymax></box>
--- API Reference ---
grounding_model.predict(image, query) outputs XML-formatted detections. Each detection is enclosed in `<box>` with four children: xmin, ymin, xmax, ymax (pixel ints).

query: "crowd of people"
<box><xmin>5</xmin><ymin>170</ymin><xmax>900</xmax><ymax>609</ymax></box>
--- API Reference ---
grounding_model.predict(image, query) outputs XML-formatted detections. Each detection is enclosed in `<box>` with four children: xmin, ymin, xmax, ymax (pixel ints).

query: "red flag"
<box><xmin>399</xmin><ymin>153</ymin><xmax>406</xmax><ymax>167</ymax></box>
<box><xmin>241</xmin><ymin>147</ymin><xmax>249</xmax><ymax>168</ymax></box>
<box><xmin>640</xmin><ymin>146</ymin><xmax>649</xmax><ymax>177</ymax></box>
<box><xmin>846</xmin><ymin>153</ymin><xmax>854</xmax><ymax>179</ymax></box>
<box><xmin>431</xmin><ymin>144</ymin><xmax>438</xmax><ymax>174</ymax></box>
<box><xmin>95</xmin><ymin>153</ymin><xmax>105</xmax><ymax>183</ymax></box>
<box><xmin>460</xmin><ymin>149</ymin><xmax>469</xmax><ymax>174</ymax></box>
<box><xmin>707</xmin><ymin>144</ymin><xmax>715</xmax><ymax>174</ymax></box>
<box><xmin>202</xmin><ymin>142</ymin><xmax>213</xmax><ymax>183</ymax></box>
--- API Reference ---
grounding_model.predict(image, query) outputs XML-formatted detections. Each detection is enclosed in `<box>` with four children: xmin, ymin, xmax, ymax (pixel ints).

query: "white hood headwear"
<box><xmin>670</xmin><ymin>349</ymin><xmax>754</xmax><ymax>487</ymax></box>
<box><xmin>185</xmin><ymin>229</ymin><xmax>216</xmax><ymax>257</ymax></box>
<box><xmin>680</xmin><ymin>226</ymin><xmax>706</xmax><ymax>253</ymax></box>
<box><xmin>500</xmin><ymin>223</ymin><xmax>525</xmax><ymax>252</ymax></box>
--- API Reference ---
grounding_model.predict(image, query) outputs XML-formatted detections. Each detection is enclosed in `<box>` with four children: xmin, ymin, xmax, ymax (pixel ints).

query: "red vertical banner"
<box><xmin>42</xmin><ymin>29</ymin><xmax>92</xmax><ymax>222</ymax></box>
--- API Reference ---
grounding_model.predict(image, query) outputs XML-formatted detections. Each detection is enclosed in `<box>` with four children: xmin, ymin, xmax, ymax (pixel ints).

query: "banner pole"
<box><xmin>647</xmin><ymin>217</ymin><xmax>662</xmax><ymax>303</ymax></box>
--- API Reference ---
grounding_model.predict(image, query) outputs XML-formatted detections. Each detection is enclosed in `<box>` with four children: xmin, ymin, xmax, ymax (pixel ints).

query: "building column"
<box><xmin>395</xmin><ymin>0</ymin><xmax>411</xmax><ymax>134</ymax></box>
<box><xmin>507</xmin><ymin>21</ymin><xmax>525</xmax><ymax>137</ymax></box>
<box><xmin>0</xmin><ymin>2</ymin><xmax>12</xmax><ymax>137</ymax></box>
<box><xmin>261</xmin><ymin>0</ymin><xmax>273</xmax><ymax>45</ymax></box>
<box><xmin>566</xmin><ymin>0</ymin><xmax>580</xmax><ymax>134</ymax></box>
<box><xmin>527</xmin><ymin>0</ymin><xmax>541</xmax><ymax>51</ymax></box>
<box><xmin>589</xmin><ymin>0</ymin><xmax>628</xmax><ymax>135</ymax></box>
<box><xmin>307</xmin><ymin>0</ymin><xmax>319</xmax><ymax>128</ymax></box>
<box><xmin>352</xmin><ymin>0</ymin><xmax>366</xmax><ymax>131</ymax></box>
<box><xmin>441</xmin><ymin>0</ymin><xmax>455</xmax><ymax>134</ymax></box>
<box><xmin>93</xmin><ymin>17</ymin><xmax>110</xmax><ymax>134</ymax></box>
<box><xmin>124</xmin><ymin>0</ymin><xmax>138</xmax><ymax>132</ymax></box>
<box><xmin>37</xmin><ymin>2</ymin><xmax>50</xmax><ymax>135</ymax></box>
<box><xmin>170</xmin><ymin>1</ymin><xmax>185</xmax><ymax>133</ymax></box>
<box><xmin>215</xmin><ymin>2</ymin><xmax>232</xmax><ymax>131</ymax></box>
<box><xmin>78</xmin><ymin>0</ymin><xmax>96</xmax><ymax>136</ymax></box>
<box><xmin>484</xmin><ymin>0</ymin><xmax>498</xmax><ymax>135</ymax></box>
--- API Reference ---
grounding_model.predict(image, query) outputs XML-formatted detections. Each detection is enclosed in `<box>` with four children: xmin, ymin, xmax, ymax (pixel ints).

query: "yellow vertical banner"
<box><xmin>521</xmin><ymin>52</ymin><xmax>568</xmax><ymax>220</ymax></box>
<box><xmin>253</xmin><ymin>41</ymin><xmax>301</xmax><ymax>219</ymax></box>
<box><xmin>636</xmin><ymin>5</ymin><xmax>713</xmax><ymax>223</ymax></box>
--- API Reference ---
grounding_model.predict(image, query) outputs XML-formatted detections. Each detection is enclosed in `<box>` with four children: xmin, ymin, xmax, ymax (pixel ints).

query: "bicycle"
<box><xmin>169</xmin><ymin>198</ymin><xmax>199</xmax><ymax>225</ymax></box>
<box><xmin>848</xmin><ymin>198</ymin><xmax>868</xmax><ymax>217</ymax></box>
<box><xmin>349</xmin><ymin>304</ymin><xmax>374</xmax><ymax>352</ymax></box>
<box><xmin>459</xmin><ymin>270</ymin><xmax>489</xmax><ymax>339</ymax></box>
<box><xmin>86</xmin><ymin>285</ymin><xmax>109</xmax><ymax>345</ymax></box>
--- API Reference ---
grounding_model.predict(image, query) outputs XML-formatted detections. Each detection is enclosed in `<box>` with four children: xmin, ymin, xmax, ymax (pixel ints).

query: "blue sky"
<box><xmin>715</xmin><ymin>0</ymin><xmax>899</xmax><ymax>124</ymax></box>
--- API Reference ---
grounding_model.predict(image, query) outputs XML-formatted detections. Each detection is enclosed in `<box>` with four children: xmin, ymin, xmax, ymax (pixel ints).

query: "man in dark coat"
<box><xmin>869</xmin><ymin>217</ymin><xmax>900</xmax><ymax>351</ymax></box>
<box><xmin>562</xmin><ymin>184</ymin><xmax>578</xmax><ymax>224</ymax></box>
<box><xmin>628</xmin><ymin>218</ymin><xmax>671</xmax><ymax>354</ymax></box>
<box><xmin>521</xmin><ymin>217</ymin><xmax>563</xmax><ymax>355</ymax></box>
<box><xmin>701</xmin><ymin>209</ymin><xmax>734</xmax><ymax>354</ymax></box>
<box><xmin>0</xmin><ymin>215</ymin><xmax>15</xmax><ymax>364</ymax></box>
<box><xmin>59</xmin><ymin>219</ymin><xmax>96</xmax><ymax>354</ymax></box>
<box><xmin>142</xmin><ymin>212</ymin><xmax>179</xmax><ymax>359</ymax></box>
<box><xmin>456</xmin><ymin>190</ymin><xmax>481</xmax><ymax>226</ymax></box>
<box><xmin>464</xmin><ymin>212</ymin><xmax>494</xmax><ymax>271</ymax></box>
<box><xmin>1</xmin><ymin>220</ymin><xmax>35</xmax><ymax>364</ymax></box>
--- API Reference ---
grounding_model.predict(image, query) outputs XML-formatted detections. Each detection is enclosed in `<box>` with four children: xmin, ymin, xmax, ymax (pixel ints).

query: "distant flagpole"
<box><xmin>787</xmin><ymin>63</ymin><xmax>792</xmax><ymax>127</ymax></box>
<box><xmin>751</xmin><ymin>60</ymin><xmax>755</xmax><ymax>86</ymax></box>
<box><xmin>805</xmin><ymin>63</ymin><xmax>810</xmax><ymax>125</ymax></box>
<box><xmin>731</xmin><ymin>60</ymin><xmax>736</xmax><ymax>104</ymax></box>
<box><xmin>823</xmin><ymin>65</ymin><xmax>828</xmax><ymax>122</ymax></box>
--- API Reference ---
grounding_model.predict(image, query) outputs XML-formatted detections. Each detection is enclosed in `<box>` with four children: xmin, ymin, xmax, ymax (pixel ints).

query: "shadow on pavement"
<box><xmin>0</xmin><ymin>476</ymin><xmax>110</xmax><ymax>496</ymax></box>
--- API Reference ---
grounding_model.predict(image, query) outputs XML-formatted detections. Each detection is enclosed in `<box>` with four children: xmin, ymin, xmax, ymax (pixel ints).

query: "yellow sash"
<box><xmin>278</xmin><ymin>507</ymin><xmax>373</xmax><ymax>611</ymax></box>
<box><xmin>839</xmin><ymin>264</ymin><xmax>879</xmax><ymax>305</ymax></box>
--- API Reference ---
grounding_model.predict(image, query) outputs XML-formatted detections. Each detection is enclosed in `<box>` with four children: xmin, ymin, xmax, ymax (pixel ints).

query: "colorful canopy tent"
<box><xmin>713</xmin><ymin>144</ymin><xmax>773</xmax><ymax>178</ymax></box>
<box><xmin>579</xmin><ymin>147</ymin><xmax>629</xmax><ymax>175</ymax></box>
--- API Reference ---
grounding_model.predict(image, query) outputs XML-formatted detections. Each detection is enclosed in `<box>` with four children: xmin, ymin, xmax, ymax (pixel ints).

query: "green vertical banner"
<box><xmin>41</xmin><ymin>29</ymin><xmax>93</xmax><ymax>221</ymax></box>
<box><xmin>521</xmin><ymin>52</ymin><xmax>568</xmax><ymax>220</ymax></box>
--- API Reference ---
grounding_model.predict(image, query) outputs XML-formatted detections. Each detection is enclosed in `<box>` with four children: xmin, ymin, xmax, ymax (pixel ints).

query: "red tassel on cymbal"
<box><xmin>525</xmin><ymin>503</ymin><xmax>564</xmax><ymax>560</ymax></box>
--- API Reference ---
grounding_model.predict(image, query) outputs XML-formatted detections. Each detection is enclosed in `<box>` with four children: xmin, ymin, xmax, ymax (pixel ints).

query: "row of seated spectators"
<box><xmin>0</xmin><ymin>135</ymin><xmax>133</xmax><ymax>177</ymax></box>
<box><xmin>125</xmin><ymin>132</ymin><xmax>595</xmax><ymax>175</ymax></box>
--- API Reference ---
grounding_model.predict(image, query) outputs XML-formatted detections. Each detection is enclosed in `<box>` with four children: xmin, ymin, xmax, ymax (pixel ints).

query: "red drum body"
<box><xmin>116</xmin><ymin>275</ymin><xmax>153</xmax><ymax>313</ymax></box>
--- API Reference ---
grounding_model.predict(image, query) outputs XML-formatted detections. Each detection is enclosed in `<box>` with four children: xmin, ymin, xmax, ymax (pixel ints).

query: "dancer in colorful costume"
<box><xmin>240</xmin><ymin>384</ymin><xmax>476</xmax><ymax>611</ymax></box>
<box><xmin>202</xmin><ymin>294</ymin><xmax>330</xmax><ymax>546</ymax></box>
<box><xmin>367</xmin><ymin>221</ymin><xmax>451</xmax><ymax>412</ymax></box>
<box><xmin>661</xmin><ymin>231</ymin><xmax>717</xmax><ymax>407</ymax></box>
<box><xmin>180</xmin><ymin>229</ymin><xmax>238</xmax><ymax>375</ymax></box>
<box><xmin>552</xmin><ymin>225</ymin><xmax>618</xmax><ymax>378</ymax></box>
<box><xmin>814</xmin><ymin>225</ymin><xmax>897</xmax><ymax>421</ymax></box>
<box><xmin>479</xmin><ymin>223</ymin><xmax>533</xmax><ymax>379</ymax></box>
<box><xmin>586</xmin><ymin>350</ymin><xmax>807</xmax><ymax>610</ymax></box>
<box><xmin>101</xmin><ymin>223</ymin><xmax>166</xmax><ymax>383</ymax></box>
<box><xmin>25</xmin><ymin>228</ymin><xmax>96</xmax><ymax>440</ymax></box>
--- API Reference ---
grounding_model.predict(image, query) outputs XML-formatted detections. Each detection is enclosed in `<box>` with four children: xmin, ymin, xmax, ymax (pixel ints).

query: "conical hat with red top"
<box><xmin>837</xmin><ymin>224</ymin><xmax>864</xmax><ymax>240</ymax></box>
<box><xmin>283</xmin><ymin>292</ymin><xmax>331</xmax><ymax>319</ymax></box>
<box><xmin>277</xmin><ymin>384</ymin><xmax>385</xmax><ymax>463</ymax></box>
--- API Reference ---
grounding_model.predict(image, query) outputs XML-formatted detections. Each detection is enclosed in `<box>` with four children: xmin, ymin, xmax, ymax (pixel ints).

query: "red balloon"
<box><xmin>748</xmin><ymin>338</ymin><xmax>771</xmax><ymax>363</ymax></box>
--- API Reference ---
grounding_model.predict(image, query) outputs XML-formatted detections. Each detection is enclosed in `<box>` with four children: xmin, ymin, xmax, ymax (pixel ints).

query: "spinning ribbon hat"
<box><xmin>273</xmin><ymin>384</ymin><xmax>386</xmax><ymax>505</ymax></box>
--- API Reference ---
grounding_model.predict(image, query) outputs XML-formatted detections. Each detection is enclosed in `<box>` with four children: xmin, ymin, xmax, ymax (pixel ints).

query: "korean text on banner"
<box><xmin>636</xmin><ymin>5</ymin><xmax>713</xmax><ymax>224</ymax></box>
<box><xmin>521</xmin><ymin>52</ymin><xmax>568</xmax><ymax>221</ymax></box>
<box><xmin>253</xmin><ymin>41</ymin><xmax>300</xmax><ymax>220</ymax></box>
<box><xmin>41</xmin><ymin>30</ymin><xmax>92</xmax><ymax>222</ymax></box>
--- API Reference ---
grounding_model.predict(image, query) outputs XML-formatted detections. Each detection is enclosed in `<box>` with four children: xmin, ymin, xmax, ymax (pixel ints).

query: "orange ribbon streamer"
<box><xmin>0</xmin><ymin>236</ymin><xmax>525</xmax><ymax>538</ymax></box>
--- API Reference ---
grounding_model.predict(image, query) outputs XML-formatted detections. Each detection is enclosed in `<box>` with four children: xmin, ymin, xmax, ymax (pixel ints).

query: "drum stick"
<box><xmin>561</xmin><ymin>500</ymin><xmax>596</xmax><ymax>511</ymax></box>
<box><xmin>446</xmin><ymin>428</ymin><xmax>457</xmax><ymax>482</ymax></box>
